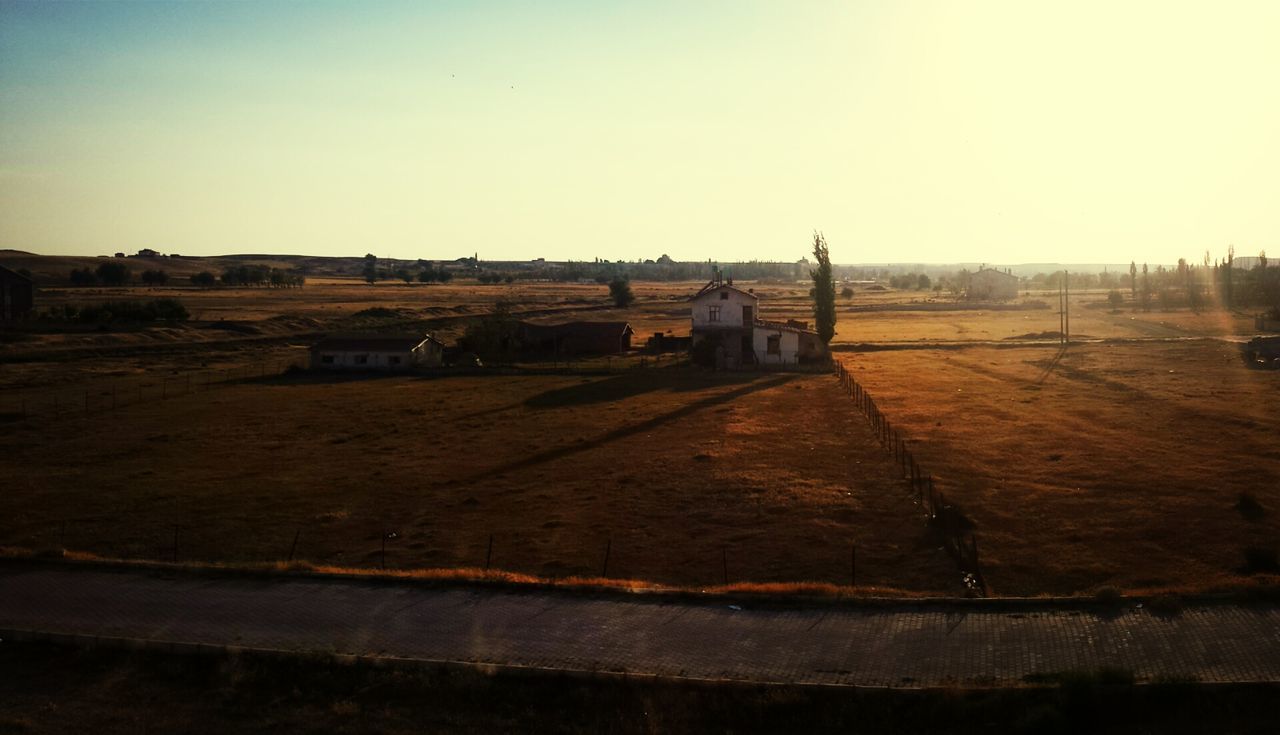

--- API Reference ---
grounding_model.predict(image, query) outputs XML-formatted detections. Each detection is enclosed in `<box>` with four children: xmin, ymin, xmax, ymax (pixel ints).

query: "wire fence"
<box><xmin>834</xmin><ymin>360</ymin><xmax>987</xmax><ymax>596</ymax></box>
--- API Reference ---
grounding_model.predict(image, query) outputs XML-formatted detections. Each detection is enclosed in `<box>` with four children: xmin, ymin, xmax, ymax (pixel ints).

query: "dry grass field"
<box><xmin>840</xmin><ymin>340</ymin><xmax>1280</xmax><ymax>596</ymax></box>
<box><xmin>0</xmin><ymin>370</ymin><xmax>960</xmax><ymax>593</ymax></box>
<box><xmin>4</xmin><ymin>258</ymin><xmax>1277</xmax><ymax>597</ymax></box>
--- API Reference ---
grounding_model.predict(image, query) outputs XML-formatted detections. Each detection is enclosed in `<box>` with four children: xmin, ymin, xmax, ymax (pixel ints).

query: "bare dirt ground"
<box><xmin>840</xmin><ymin>340</ymin><xmax>1280</xmax><ymax>596</ymax></box>
<box><xmin>0</xmin><ymin>371</ymin><xmax>959</xmax><ymax>593</ymax></box>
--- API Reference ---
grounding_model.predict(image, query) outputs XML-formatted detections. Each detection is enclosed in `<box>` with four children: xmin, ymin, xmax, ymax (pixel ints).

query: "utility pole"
<box><xmin>1064</xmin><ymin>270</ymin><xmax>1070</xmax><ymax>345</ymax></box>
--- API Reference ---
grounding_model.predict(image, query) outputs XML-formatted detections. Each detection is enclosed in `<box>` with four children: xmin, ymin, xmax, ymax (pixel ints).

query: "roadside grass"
<box><xmin>2</xmin><ymin>640</ymin><xmax>1276</xmax><ymax>735</ymax></box>
<box><xmin>7</xmin><ymin>547</ymin><xmax>1279</xmax><ymax>607</ymax></box>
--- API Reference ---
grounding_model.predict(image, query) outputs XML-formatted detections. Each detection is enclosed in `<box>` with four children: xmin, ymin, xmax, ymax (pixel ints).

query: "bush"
<box><xmin>141</xmin><ymin>269</ymin><xmax>169</xmax><ymax>286</ymax></box>
<box><xmin>95</xmin><ymin>261</ymin><xmax>131</xmax><ymax>286</ymax></box>
<box><xmin>1242</xmin><ymin>546</ymin><xmax>1279</xmax><ymax>573</ymax></box>
<box><xmin>840</xmin><ymin>286</ymin><xmax>854</xmax><ymax>298</ymax></box>
<box><xmin>1094</xmin><ymin>586</ymin><xmax>1123</xmax><ymax>606</ymax></box>
<box><xmin>190</xmin><ymin>271</ymin><xmax>217</xmax><ymax>287</ymax></box>
<box><xmin>353</xmin><ymin>307</ymin><xmax>398</xmax><ymax>319</ymax></box>
<box><xmin>1107</xmin><ymin>290</ymin><xmax>1123</xmax><ymax>308</ymax></box>
<box><xmin>72</xmin><ymin>298</ymin><xmax>189</xmax><ymax>324</ymax></box>
<box><xmin>69</xmin><ymin>268</ymin><xmax>97</xmax><ymax>286</ymax></box>
<box><xmin>1236</xmin><ymin>491</ymin><xmax>1265</xmax><ymax>521</ymax></box>
<box><xmin>608</xmin><ymin>277</ymin><xmax>634</xmax><ymax>307</ymax></box>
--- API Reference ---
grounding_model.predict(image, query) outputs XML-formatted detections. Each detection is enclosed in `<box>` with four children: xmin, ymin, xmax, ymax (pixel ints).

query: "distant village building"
<box><xmin>967</xmin><ymin>268</ymin><xmax>1019</xmax><ymax>300</ymax></box>
<box><xmin>689</xmin><ymin>275</ymin><xmax>825</xmax><ymax>367</ymax></box>
<box><xmin>309</xmin><ymin>334</ymin><xmax>443</xmax><ymax>370</ymax></box>
<box><xmin>0</xmin><ymin>265</ymin><xmax>34</xmax><ymax>321</ymax></box>
<box><xmin>516</xmin><ymin>321</ymin><xmax>634</xmax><ymax>355</ymax></box>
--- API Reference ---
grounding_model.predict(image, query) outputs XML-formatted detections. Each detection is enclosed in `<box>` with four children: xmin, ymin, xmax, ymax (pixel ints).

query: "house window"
<box><xmin>767</xmin><ymin>335</ymin><xmax>781</xmax><ymax>355</ymax></box>
<box><xmin>321</xmin><ymin>355</ymin><xmax>335</xmax><ymax>364</ymax></box>
<box><xmin>388</xmin><ymin>355</ymin><xmax>401</xmax><ymax>365</ymax></box>
<box><xmin>719</xmin><ymin>291</ymin><xmax>729</xmax><ymax>300</ymax></box>
<box><xmin>354</xmin><ymin>354</ymin><xmax>368</xmax><ymax>365</ymax></box>
<box><xmin>708</xmin><ymin>305</ymin><xmax>721</xmax><ymax>322</ymax></box>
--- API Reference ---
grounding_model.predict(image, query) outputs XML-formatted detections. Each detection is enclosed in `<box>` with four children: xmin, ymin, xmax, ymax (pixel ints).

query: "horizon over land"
<box><xmin>3</xmin><ymin>1</ymin><xmax>1278</xmax><ymax>265</ymax></box>
<box><xmin>3</xmin><ymin>2</ymin><xmax>1280</xmax><ymax>730</ymax></box>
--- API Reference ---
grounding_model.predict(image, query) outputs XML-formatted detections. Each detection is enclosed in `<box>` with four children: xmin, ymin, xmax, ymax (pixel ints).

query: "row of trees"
<box><xmin>211</xmin><ymin>265</ymin><xmax>305</xmax><ymax>288</ymax></box>
<box><xmin>68</xmin><ymin>263</ymin><xmax>304</xmax><ymax>288</ymax></box>
<box><xmin>887</xmin><ymin>273</ymin><xmax>933</xmax><ymax>291</ymax></box>
<box><xmin>1112</xmin><ymin>253</ymin><xmax>1279</xmax><ymax>314</ymax></box>
<box><xmin>40</xmin><ymin>298</ymin><xmax>190</xmax><ymax>324</ymax></box>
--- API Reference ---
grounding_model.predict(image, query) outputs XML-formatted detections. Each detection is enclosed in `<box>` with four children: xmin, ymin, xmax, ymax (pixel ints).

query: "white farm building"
<box><xmin>689</xmin><ymin>278</ymin><xmax>826</xmax><ymax>368</ymax></box>
<box><xmin>967</xmin><ymin>268</ymin><xmax>1019</xmax><ymax>300</ymax></box>
<box><xmin>309</xmin><ymin>334</ymin><xmax>444</xmax><ymax>371</ymax></box>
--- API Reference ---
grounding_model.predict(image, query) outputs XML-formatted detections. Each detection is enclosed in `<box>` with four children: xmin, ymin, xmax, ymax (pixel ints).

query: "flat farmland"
<box><xmin>840</xmin><ymin>340</ymin><xmax>1280</xmax><ymax>595</ymax></box>
<box><xmin>0</xmin><ymin>370</ymin><xmax>960</xmax><ymax>593</ymax></box>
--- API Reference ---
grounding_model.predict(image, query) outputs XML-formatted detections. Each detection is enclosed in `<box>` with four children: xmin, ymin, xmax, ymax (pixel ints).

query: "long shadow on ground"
<box><xmin>454</xmin><ymin>374</ymin><xmax>794</xmax><ymax>482</ymax></box>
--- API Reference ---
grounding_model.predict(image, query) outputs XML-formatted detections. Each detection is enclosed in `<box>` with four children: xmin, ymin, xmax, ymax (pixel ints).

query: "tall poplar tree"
<box><xmin>810</xmin><ymin>231</ymin><xmax>836</xmax><ymax>345</ymax></box>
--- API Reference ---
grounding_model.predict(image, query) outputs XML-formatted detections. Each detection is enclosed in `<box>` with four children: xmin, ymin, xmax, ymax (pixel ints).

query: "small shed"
<box><xmin>752</xmin><ymin>319</ymin><xmax>826</xmax><ymax>365</ymax></box>
<box><xmin>0</xmin><ymin>265</ymin><xmax>34</xmax><ymax>321</ymax></box>
<box><xmin>517</xmin><ymin>321</ymin><xmax>634</xmax><ymax>355</ymax></box>
<box><xmin>310</xmin><ymin>334</ymin><xmax>443</xmax><ymax>370</ymax></box>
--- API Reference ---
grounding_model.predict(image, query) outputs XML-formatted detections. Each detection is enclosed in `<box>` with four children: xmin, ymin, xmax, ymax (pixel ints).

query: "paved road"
<box><xmin>3</xmin><ymin>564</ymin><xmax>1279</xmax><ymax>687</ymax></box>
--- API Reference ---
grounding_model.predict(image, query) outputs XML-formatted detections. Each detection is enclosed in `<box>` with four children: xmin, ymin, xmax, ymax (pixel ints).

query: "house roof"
<box><xmin>519</xmin><ymin>321</ymin><xmax>634</xmax><ymax>339</ymax></box>
<box><xmin>310</xmin><ymin>334</ymin><xmax>438</xmax><ymax>352</ymax></box>
<box><xmin>973</xmin><ymin>268</ymin><xmax>1018</xmax><ymax>280</ymax></box>
<box><xmin>691</xmin><ymin>283</ymin><xmax>758</xmax><ymax>302</ymax></box>
<box><xmin>755</xmin><ymin>319</ymin><xmax>819</xmax><ymax>336</ymax></box>
<box><xmin>0</xmin><ymin>264</ymin><xmax>33</xmax><ymax>284</ymax></box>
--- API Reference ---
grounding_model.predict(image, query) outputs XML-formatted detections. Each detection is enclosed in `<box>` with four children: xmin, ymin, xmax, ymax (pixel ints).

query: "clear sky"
<box><xmin>1</xmin><ymin>1</ymin><xmax>1277</xmax><ymax>264</ymax></box>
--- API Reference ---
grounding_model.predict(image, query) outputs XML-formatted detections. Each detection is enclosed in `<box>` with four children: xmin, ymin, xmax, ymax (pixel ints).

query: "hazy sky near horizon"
<box><xmin>1</xmin><ymin>1</ymin><xmax>1277</xmax><ymax>265</ymax></box>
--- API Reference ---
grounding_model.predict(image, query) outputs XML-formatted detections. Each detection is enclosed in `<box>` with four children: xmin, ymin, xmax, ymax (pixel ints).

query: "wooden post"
<box><xmin>721</xmin><ymin>547</ymin><xmax>729</xmax><ymax>585</ymax></box>
<box><xmin>485</xmin><ymin>534</ymin><xmax>494</xmax><ymax>570</ymax></box>
<box><xmin>172</xmin><ymin>526</ymin><xmax>179</xmax><ymax>563</ymax></box>
<box><xmin>1064</xmin><ymin>270</ymin><xmax>1070</xmax><ymax>344</ymax></box>
<box><xmin>380</xmin><ymin>533</ymin><xmax>387</xmax><ymax>570</ymax></box>
<box><xmin>85</xmin><ymin>390</ymin><xmax>89</xmax><ymax>414</ymax></box>
<box><xmin>287</xmin><ymin>529</ymin><xmax>300</xmax><ymax>562</ymax></box>
<box><xmin>601</xmin><ymin>536</ymin><xmax>612</xmax><ymax>578</ymax></box>
<box><xmin>851</xmin><ymin>543</ymin><xmax>857</xmax><ymax>588</ymax></box>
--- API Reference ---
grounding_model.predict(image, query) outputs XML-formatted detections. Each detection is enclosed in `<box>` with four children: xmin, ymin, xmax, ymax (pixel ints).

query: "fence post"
<box><xmin>721</xmin><ymin>547</ymin><xmax>729</xmax><ymax>585</ymax></box>
<box><xmin>601</xmin><ymin>536</ymin><xmax>611</xmax><ymax>578</ymax></box>
<box><xmin>485</xmin><ymin>534</ymin><xmax>494</xmax><ymax>570</ymax></box>
<box><xmin>287</xmin><ymin>529</ymin><xmax>300</xmax><ymax>562</ymax></box>
<box><xmin>851</xmin><ymin>542</ymin><xmax>857</xmax><ymax>588</ymax></box>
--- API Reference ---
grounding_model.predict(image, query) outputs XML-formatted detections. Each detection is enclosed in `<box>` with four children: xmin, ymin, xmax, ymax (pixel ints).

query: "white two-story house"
<box><xmin>690</xmin><ymin>277</ymin><xmax>826</xmax><ymax>368</ymax></box>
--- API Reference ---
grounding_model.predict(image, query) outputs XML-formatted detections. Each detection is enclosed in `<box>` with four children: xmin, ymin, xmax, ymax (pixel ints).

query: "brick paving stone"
<box><xmin>2</xmin><ymin>564</ymin><xmax>1280</xmax><ymax>686</ymax></box>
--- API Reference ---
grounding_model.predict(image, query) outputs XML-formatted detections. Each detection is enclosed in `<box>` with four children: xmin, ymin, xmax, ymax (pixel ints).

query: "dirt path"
<box><xmin>3</xmin><ymin>563</ymin><xmax>1278</xmax><ymax>687</ymax></box>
